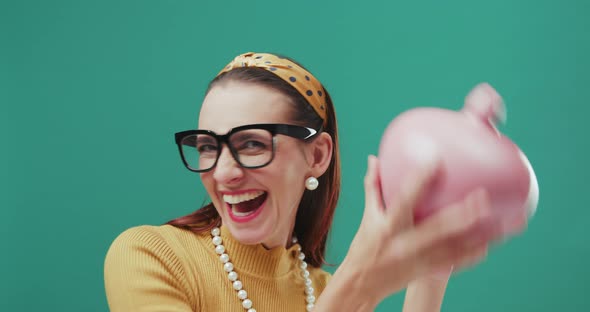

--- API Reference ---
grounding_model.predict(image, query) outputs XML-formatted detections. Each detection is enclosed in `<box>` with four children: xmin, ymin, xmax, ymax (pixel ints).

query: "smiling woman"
<box><xmin>170</xmin><ymin>54</ymin><xmax>339</xmax><ymax>267</ymax></box>
<box><xmin>103</xmin><ymin>52</ymin><xmax>505</xmax><ymax>312</ymax></box>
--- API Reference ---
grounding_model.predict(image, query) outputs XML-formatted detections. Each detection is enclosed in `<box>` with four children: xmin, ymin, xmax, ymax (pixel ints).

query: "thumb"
<box><xmin>363</xmin><ymin>155</ymin><xmax>385</xmax><ymax>219</ymax></box>
<box><xmin>388</xmin><ymin>157</ymin><xmax>442</xmax><ymax>229</ymax></box>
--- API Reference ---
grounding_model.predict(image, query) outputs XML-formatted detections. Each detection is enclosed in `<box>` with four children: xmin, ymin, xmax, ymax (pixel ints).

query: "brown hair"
<box><xmin>166</xmin><ymin>56</ymin><xmax>340</xmax><ymax>268</ymax></box>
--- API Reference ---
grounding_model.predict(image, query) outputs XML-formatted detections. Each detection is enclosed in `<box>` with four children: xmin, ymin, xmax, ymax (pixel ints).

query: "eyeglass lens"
<box><xmin>180</xmin><ymin>129</ymin><xmax>274</xmax><ymax>171</ymax></box>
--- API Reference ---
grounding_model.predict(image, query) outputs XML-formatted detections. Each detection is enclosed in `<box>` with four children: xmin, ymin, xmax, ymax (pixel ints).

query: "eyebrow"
<box><xmin>231</xmin><ymin>131</ymin><xmax>267</xmax><ymax>140</ymax></box>
<box><xmin>195</xmin><ymin>136</ymin><xmax>217</xmax><ymax>144</ymax></box>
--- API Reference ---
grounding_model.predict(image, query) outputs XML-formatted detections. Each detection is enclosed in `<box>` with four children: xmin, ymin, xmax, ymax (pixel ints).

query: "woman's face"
<box><xmin>198</xmin><ymin>80</ymin><xmax>312</xmax><ymax>249</ymax></box>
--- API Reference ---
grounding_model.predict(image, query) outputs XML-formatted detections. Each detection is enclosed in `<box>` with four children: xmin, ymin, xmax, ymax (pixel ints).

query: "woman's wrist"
<box><xmin>315</xmin><ymin>257</ymin><xmax>382</xmax><ymax>312</ymax></box>
<box><xmin>402</xmin><ymin>276</ymin><xmax>450</xmax><ymax>312</ymax></box>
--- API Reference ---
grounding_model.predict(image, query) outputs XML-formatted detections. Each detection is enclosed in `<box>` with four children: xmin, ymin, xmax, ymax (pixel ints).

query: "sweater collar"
<box><xmin>204</xmin><ymin>225</ymin><xmax>301</xmax><ymax>277</ymax></box>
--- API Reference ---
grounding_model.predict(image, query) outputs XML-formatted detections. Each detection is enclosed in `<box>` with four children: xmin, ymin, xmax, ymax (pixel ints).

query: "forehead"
<box><xmin>198</xmin><ymin>80</ymin><xmax>293</xmax><ymax>133</ymax></box>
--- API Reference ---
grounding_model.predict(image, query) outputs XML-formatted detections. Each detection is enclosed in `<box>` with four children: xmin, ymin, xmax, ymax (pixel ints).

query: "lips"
<box><xmin>223</xmin><ymin>190</ymin><xmax>268</xmax><ymax>223</ymax></box>
<box><xmin>223</xmin><ymin>190</ymin><xmax>265</xmax><ymax>206</ymax></box>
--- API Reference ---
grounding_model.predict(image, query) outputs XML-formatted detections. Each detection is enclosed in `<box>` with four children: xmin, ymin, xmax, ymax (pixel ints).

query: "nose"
<box><xmin>212</xmin><ymin>145</ymin><xmax>244</xmax><ymax>185</ymax></box>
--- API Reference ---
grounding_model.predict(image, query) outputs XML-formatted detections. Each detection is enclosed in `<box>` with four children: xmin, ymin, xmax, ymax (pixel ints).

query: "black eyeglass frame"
<box><xmin>174</xmin><ymin>123</ymin><xmax>322</xmax><ymax>173</ymax></box>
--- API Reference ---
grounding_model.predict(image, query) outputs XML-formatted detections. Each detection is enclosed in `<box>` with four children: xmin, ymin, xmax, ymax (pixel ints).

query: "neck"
<box><xmin>260</xmin><ymin>221</ymin><xmax>297</xmax><ymax>250</ymax></box>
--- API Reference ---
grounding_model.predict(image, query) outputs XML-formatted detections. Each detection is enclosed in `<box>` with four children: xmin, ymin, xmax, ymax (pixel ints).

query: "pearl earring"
<box><xmin>305</xmin><ymin>176</ymin><xmax>319</xmax><ymax>191</ymax></box>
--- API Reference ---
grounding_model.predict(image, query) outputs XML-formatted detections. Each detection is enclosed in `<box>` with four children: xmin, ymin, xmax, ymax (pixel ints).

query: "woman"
<box><xmin>104</xmin><ymin>52</ymin><xmax>498</xmax><ymax>311</ymax></box>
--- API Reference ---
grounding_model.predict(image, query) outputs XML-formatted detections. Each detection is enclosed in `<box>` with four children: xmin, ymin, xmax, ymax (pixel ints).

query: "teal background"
<box><xmin>1</xmin><ymin>0</ymin><xmax>588</xmax><ymax>311</ymax></box>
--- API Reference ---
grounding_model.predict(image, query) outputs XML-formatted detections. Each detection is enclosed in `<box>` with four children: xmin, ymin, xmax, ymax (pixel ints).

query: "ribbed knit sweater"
<box><xmin>104</xmin><ymin>224</ymin><xmax>332</xmax><ymax>311</ymax></box>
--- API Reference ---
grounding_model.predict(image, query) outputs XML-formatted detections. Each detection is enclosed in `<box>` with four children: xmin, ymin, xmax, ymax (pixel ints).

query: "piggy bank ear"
<box><xmin>464</xmin><ymin>83</ymin><xmax>507</xmax><ymax>125</ymax></box>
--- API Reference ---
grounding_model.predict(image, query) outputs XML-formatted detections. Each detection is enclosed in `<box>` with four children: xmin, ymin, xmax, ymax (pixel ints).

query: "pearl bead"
<box><xmin>211</xmin><ymin>228</ymin><xmax>314</xmax><ymax>311</ymax></box>
<box><xmin>305</xmin><ymin>177</ymin><xmax>319</xmax><ymax>190</ymax></box>
<box><xmin>242</xmin><ymin>299</ymin><xmax>253</xmax><ymax>309</ymax></box>
<box><xmin>224</xmin><ymin>262</ymin><xmax>234</xmax><ymax>272</ymax></box>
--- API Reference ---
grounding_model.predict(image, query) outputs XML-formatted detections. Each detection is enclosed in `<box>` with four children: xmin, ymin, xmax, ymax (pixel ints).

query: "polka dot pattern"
<box><xmin>217</xmin><ymin>52</ymin><xmax>327</xmax><ymax>125</ymax></box>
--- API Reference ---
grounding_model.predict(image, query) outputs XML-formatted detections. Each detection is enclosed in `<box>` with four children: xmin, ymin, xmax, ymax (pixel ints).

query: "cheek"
<box><xmin>270</xmin><ymin>155</ymin><xmax>307</xmax><ymax>189</ymax></box>
<box><xmin>200</xmin><ymin>174</ymin><xmax>218</xmax><ymax>200</ymax></box>
<box><xmin>199</xmin><ymin>173</ymin><xmax>211</xmax><ymax>189</ymax></box>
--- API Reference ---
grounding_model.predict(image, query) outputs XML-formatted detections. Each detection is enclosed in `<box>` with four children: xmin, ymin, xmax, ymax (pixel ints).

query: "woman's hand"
<box><xmin>344</xmin><ymin>154</ymin><xmax>501</xmax><ymax>304</ymax></box>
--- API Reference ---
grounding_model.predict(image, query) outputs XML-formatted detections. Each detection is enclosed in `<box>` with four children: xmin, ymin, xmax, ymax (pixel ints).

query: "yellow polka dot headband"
<box><xmin>217</xmin><ymin>52</ymin><xmax>327</xmax><ymax>126</ymax></box>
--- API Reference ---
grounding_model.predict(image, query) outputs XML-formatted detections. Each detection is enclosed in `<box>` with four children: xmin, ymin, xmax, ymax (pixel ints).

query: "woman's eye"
<box><xmin>236</xmin><ymin>140</ymin><xmax>269</xmax><ymax>153</ymax></box>
<box><xmin>244</xmin><ymin>141</ymin><xmax>266</xmax><ymax>149</ymax></box>
<box><xmin>197</xmin><ymin>144</ymin><xmax>218</xmax><ymax>153</ymax></box>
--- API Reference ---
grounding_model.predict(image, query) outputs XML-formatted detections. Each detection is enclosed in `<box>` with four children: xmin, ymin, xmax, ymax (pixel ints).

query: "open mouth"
<box><xmin>223</xmin><ymin>191</ymin><xmax>268</xmax><ymax>221</ymax></box>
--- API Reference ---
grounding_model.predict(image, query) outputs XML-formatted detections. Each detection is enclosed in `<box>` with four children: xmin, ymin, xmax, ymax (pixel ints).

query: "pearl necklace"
<box><xmin>211</xmin><ymin>227</ymin><xmax>316</xmax><ymax>311</ymax></box>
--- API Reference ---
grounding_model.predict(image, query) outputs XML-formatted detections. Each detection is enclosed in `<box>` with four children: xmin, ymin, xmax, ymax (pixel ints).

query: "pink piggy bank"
<box><xmin>378</xmin><ymin>83</ymin><xmax>539</xmax><ymax>237</ymax></box>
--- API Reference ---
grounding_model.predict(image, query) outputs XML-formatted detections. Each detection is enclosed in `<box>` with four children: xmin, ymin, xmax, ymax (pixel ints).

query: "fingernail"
<box><xmin>472</xmin><ymin>188</ymin><xmax>487</xmax><ymax>205</ymax></box>
<box><xmin>478</xmin><ymin>202</ymin><xmax>492</xmax><ymax>220</ymax></box>
<box><xmin>368</xmin><ymin>155</ymin><xmax>375</xmax><ymax>167</ymax></box>
<box><xmin>423</xmin><ymin>158</ymin><xmax>440</xmax><ymax>181</ymax></box>
<box><xmin>419</xmin><ymin>152</ymin><xmax>437</xmax><ymax>169</ymax></box>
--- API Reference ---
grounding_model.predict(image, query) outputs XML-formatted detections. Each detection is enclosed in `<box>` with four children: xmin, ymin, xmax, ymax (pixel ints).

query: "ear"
<box><xmin>306</xmin><ymin>132</ymin><xmax>334</xmax><ymax>178</ymax></box>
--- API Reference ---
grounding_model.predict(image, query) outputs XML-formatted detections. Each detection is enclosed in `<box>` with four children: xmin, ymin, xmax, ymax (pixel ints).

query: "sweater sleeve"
<box><xmin>104</xmin><ymin>226</ymin><xmax>199</xmax><ymax>312</ymax></box>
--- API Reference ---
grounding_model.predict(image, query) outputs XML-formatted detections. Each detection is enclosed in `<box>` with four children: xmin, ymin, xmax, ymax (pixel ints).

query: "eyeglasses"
<box><xmin>175</xmin><ymin>123</ymin><xmax>321</xmax><ymax>173</ymax></box>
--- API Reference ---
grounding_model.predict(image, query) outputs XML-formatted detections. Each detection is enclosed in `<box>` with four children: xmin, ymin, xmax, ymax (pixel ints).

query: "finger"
<box><xmin>502</xmin><ymin>211</ymin><xmax>529</xmax><ymax>238</ymax></box>
<box><xmin>428</xmin><ymin>242</ymin><xmax>489</xmax><ymax>275</ymax></box>
<box><xmin>388</xmin><ymin>158</ymin><xmax>442</xmax><ymax>228</ymax></box>
<box><xmin>391</xmin><ymin>188</ymin><xmax>493</xmax><ymax>266</ymax></box>
<box><xmin>424</xmin><ymin>225</ymin><xmax>492</xmax><ymax>271</ymax></box>
<box><xmin>454</xmin><ymin>243</ymin><xmax>489</xmax><ymax>270</ymax></box>
<box><xmin>416</xmin><ymin>188</ymin><xmax>492</xmax><ymax>244</ymax></box>
<box><xmin>363</xmin><ymin>155</ymin><xmax>385</xmax><ymax>219</ymax></box>
<box><xmin>413</xmin><ymin>189</ymin><xmax>496</xmax><ymax>272</ymax></box>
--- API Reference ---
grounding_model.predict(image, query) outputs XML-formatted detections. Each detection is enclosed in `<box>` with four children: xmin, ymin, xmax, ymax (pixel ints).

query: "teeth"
<box><xmin>223</xmin><ymin>191</ymin><xmax>265</xmax><ymax>204</ymax></box>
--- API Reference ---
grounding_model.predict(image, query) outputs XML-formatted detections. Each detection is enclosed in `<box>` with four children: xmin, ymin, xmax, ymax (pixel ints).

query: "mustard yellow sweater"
<box><xmin>104</xmin><ymin>224</ymin><xmax>332</xmax><ymax>311</ymax></box>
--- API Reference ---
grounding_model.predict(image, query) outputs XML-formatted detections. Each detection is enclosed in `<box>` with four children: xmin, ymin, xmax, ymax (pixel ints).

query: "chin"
<box><xmin>220</xmin><ymin>195</ymin><xmax>278</xmax><ymax>245</ymax></box>
<box><xmin>224</xmin><ymin>221</ymin><xmax>273</xmax><ymax>246</ymax></box>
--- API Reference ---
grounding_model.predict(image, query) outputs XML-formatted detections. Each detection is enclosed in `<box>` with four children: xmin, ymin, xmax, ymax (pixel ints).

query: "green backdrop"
<box><xmin>2</xmin><ymin>0</ymin><xmax>588</xmax><ymax>311</ymax></box>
